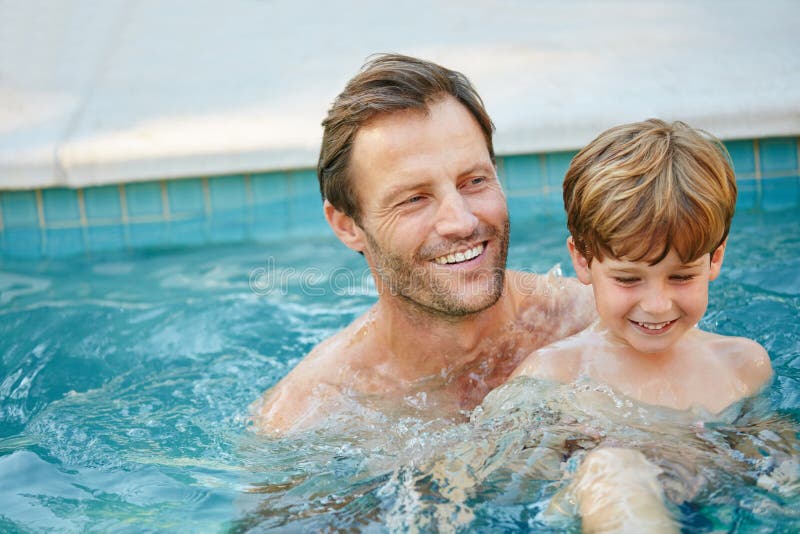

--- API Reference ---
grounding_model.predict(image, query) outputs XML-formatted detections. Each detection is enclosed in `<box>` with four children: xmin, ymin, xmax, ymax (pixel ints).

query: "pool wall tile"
<box><xmin>1</xmin><ymin>191</ymin><xmax>39</xmax><ymax>228</ymax></box>
<box><xmin>45</xmin><ymin>228</ymin><xmax>84</xmax><ymax>257</ymax></box>
<box><xmin>736</xmin><ymin>178</ymin><xmax>759</xmax><ymax>212</ymax></box>
<box><xmin>88</xmin><ymin>225</ymin><xmax>126</xmax><ymax>252</ymax></box>
<box><xmin>129</xmin><ymin>222</ymin><xmax>168</xmax><ymax>248</ymax></box>
<box><xmin>84</xmin><ymin>186</ymin><xmax>122</xmax><ymax>221</ymax></box>
<box><xmin>503</xmin><ymin>154</ymin><xmax>543</xmax><ymax>192</ymax></box>
<box><xmin>1</xmin><ymin>136</ymin><xmax>797</xmax><ymax>258</ymax></box>
<box><xmin>760</xmin><ymin>138</ymin><xmax>798</xmax><ymax>174</ymax></box>
<box><xmin>209</xmin><ymin>175</ymin><xmax>247</xmax><ymax>210</ymax></box>
<box><xmin>42</xmin><ymin>188</ymin><xmax>81</xmax><ymax>224</ymax></box>
<box><xmin>169</xmin><ymin>218</ymin><xmax>207</xmax><ymax>247</ymax></box>
<box><xmin>762</xmin><ymin>176</ymin><xmax>799</xmax><ymax>212</ymax></box>
<box><xmin>288</xmin><ymin>169</ymin><xmax>327</xmax><ymax>236</ymax></box>
<box><xmin>125</xmin><ymin>182</ymin><xmax>164</xmax><ymax>217</ymax></box>
<box><xmin>3</xmin><ymin>228</ymin><xmax>42</xmax><ymax>257</ymax></box>
<box><xmin>725</xmin><ymin>140</ymin><xmax>756</xmax><ymax>175</ymax></box>
<box><xmin>168</xmin><ymin>179</ymin><xmax>206</xmax><ymax>216</ymax></box>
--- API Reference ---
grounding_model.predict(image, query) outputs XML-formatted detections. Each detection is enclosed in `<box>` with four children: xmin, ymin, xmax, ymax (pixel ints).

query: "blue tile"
<box><xmin>45</xmin><ymin>228</ymin><xmax>84</xmax><ymax>257</ymax></box>
<box><xmin>762</xmin><ymin>177</ymin><xmax>799</xmax><ymax>212</ymax></box>
<box><xmin>88</xmin><ymin>225</ymin><xmax>125</xmax><ymax>252</ymax></box>
<box><xmin>42</xmin><ymin>188</ymin><xmax>80</xmax><ymax>224</ymax></box>
<box><xmin>210</xmin><ymin>213</ymin><xmax>248</xmax><ymax>243</ymax></box>
<box><xmin>289</xmin><ymin>193</ymin><xmax>326</xmax><ymax>237</ymax></box>
<box><xmin>209</xmin><ymin>175</ymin><xmax>247</xmax><ymax>211</ymax></box>
<box><xmin>736</xmin><ymin>179</ymin><xmax>758</xmax><ymax>212</ymax></box>
<box><xmin>251</xmin><ymin>171</ymin><xmax>289</xmax><ymax>203</ymax></box>
<box><xmin>129</xmin><ymin>222</ymin><xmax>168</xmax><ymax>248</ymax></box>
<box><xmin>125</xmin><ymin>182</ymin><xmax>164</xmax><ymax>217</ymax></box>
<box><xmin>169</xmin><ymin>218</ymin><xmax>207</xmax><ymax>246</ymax></box>
<box><xmin>84</xmin><ymin>186</ymin><xmax>122</xmax><ymax>221</ymax></box>
<box><xmin>3</xmin><ymin>228</ymin><xmax>42</xmax><ymax>258</ymax></box>
<box><xmin>168</xmin><ymin>179</ymin><xmax>206</xmax><ymax>216</ymax></box>
<box><xmin>252</xmin><ymin>200</ymin><xmax>289</xmax><ymax>240</ymax></box>
<box><xmin>724</xmin><ymin>140</ymin><xmax>755</xmax><ymax>175</ymax></box>
<box><xmin>502</xmin><ymin>154</ymin><xmax>543</xmax><ymax>192</ymax></box>
<box><xmin>1</xmin><ymin>191</ymin><xmax>39</xmax><ymax>228</ymax></box>
<box><xmin>760</xmin><ymin>138</ymin><xmax>798</xmax><ymax>174</ymax></box>
<box><xmin>545</xmin><ymin>151</ymin><xmax>577</xmax><ymax>189</ymax></box>
<box><xmin>289</xmin><ymin>169</ymin><xmax>319</xmax><ymax>196</ymax></box>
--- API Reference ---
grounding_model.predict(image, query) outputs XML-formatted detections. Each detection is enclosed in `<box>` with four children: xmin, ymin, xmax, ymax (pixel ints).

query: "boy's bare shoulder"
<box><xmin>708</xmin><ymin>333</ymin><xmax>774</xmax><ymax>394</ymax></box>
<box><xmin>726</xmin><ymin>337</ymin><xmax>773</xmax><ymax>394</ymax></box>
<box><xmin>510</xmin><ymin>331</ymin><xmax>587</xmax><ymax>383</ymax></box>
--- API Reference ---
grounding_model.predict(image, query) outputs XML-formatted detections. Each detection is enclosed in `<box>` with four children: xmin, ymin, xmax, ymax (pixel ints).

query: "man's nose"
<box><xmin>434</xmin><ymin>192</ymin><xmax>479</xmax><ymax>238</ymax></box>
<box><xmin>640</xmin><ymin>283</ymin><xmax>672</xmax><ymax>315</ymax></box>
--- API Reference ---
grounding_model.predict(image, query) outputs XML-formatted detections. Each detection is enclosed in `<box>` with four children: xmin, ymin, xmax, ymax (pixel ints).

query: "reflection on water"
<box><xmin>0</xmin><ymin>210</ymin><xmax>798</xmax><ymax>531</ymax></box>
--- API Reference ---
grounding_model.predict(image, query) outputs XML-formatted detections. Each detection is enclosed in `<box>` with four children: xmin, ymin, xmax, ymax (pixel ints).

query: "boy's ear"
<box><xmin>708</xmin><ymin>239</ymin><xmax>727</xmax><ymax>281</ymax></box>
<box><xmin>324</xmin><ymin>200</ymin><xmax>366</xmax><ymax>252</ymax></box>
<box><xmin>567</xmin><ymin>236</ymin><xmax>592</xmax><ymax>285</ymax></box>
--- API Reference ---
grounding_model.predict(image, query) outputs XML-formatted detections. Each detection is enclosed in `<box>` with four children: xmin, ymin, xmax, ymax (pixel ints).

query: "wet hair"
<box><xmin>317</xmin><ymin>53</ymin><xmax>495</xmax><ymax>223</ymax></box>
<box><xmin>563</xmin><ymin>119</ymin><xmax>737</xmax><ymax>265</ymax></box>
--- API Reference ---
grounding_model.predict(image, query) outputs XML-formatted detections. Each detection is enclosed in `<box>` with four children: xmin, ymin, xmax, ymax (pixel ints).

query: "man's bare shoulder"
<box><xmin>251</xmin><ymin>309</ymin><xmax>377</xmax><ymax>434</ymax></box>
<box><xmin>506</xmin><ymin>269</ymin><xmax>596</xmax><ymax>337</ymax></box>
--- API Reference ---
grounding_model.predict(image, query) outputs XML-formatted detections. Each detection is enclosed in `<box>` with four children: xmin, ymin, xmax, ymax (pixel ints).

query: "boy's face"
<box><xmin>568</xmin><ymin>238</ymin><xmax>726</xmax><ymax>354</ymax></box>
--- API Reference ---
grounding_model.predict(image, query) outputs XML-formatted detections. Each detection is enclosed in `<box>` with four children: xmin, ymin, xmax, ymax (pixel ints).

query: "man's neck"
<box><xmin>370</xmin><ymin>283</ymin><xmax>516</xmax><ymax>380</ymax></box>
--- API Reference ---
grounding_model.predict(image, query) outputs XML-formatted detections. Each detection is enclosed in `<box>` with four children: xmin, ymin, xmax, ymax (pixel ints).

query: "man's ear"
<box><xmin>324</xmin><ymin>200</ymin><xmax>366</xmax><ymax>253</ymax></box>
<box><xmin>567</xmin><ymin>236</ymin><xmax>592</xmax><ymax>285</ymax></box>
<box><xmin>708</xmin><ymin>239</ymin><xmax>727</xmax><ymax>281</ymax></box>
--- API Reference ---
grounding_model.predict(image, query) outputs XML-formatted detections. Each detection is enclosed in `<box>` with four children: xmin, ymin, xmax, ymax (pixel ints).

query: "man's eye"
<box><xmin>403</xmin><ymin>195</ymin><xmax>424</xmax><ymax>205</ymax></box>
<box><xmin>467</xmin><ymin>176</ymin><xmax>486</xmax><ymax>187</ymax></box>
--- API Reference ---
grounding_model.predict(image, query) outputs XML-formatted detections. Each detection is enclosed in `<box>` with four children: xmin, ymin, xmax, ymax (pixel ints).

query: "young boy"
<box><xmin>509</xmin><ymin>119</ymin><xmax>774</xmax><ymax>531</ymax></box>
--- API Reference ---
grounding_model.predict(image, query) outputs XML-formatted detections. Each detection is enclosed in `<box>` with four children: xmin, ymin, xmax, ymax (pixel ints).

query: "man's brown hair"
<box><xmin>564</xmin><ymin>119</ymin><xmax>737</xmax><ymax>265</ymax></box>
<box><xmin>317</xmin><ymin>53</ymin><xmax>495</xmax><ymax>223</ymax></box>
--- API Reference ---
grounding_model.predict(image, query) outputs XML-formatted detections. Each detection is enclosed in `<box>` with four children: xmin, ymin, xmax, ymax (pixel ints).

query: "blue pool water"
<box><xmin>0</xmin><ymin>205</ymin><xmax>798</xmax><ymax>532</ymax></box>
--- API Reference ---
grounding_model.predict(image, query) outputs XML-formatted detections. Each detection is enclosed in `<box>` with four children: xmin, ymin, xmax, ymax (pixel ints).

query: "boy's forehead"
<box><xmin>601</xmin><ymin>249</ymin><xmax>709</xmax><ymax>269</ymax></box>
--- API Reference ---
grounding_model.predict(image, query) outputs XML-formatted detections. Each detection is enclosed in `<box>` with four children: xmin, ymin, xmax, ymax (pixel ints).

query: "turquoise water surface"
<box><xmin>1</xmin><ymin>205</ymin><xmax>798</xmax><ymax>532</ymax></box>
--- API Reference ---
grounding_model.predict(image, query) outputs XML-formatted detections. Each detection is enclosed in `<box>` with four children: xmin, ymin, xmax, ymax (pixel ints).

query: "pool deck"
<box><xmin>1</xmin><ymin>0</ymin><xmax>799</xmax><ymax>189</ymax></box>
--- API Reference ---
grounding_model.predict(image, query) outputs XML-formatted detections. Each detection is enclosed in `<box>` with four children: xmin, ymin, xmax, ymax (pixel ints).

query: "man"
<box><xmin>254</xmin><ymin>54</ymin><xmax>594</xmax><ymax>434</ymax></box>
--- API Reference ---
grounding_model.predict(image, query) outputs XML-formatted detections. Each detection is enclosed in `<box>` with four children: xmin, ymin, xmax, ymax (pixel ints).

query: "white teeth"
<box><xmin>636</xmin><ymin>320</ymin><xmax>672</xmax><ymax>330</ymax></box>
<box><xmin>434</xmin><ymin>244</ymin><xmax>484</xmax><ymax>265</ymax></box>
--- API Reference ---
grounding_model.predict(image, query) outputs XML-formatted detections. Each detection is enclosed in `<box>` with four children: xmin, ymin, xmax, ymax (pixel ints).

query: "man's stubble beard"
<box><xmin>364</xmin><ymin>218</ymin><xmax>510</xmax><ymax>318</ymax></box>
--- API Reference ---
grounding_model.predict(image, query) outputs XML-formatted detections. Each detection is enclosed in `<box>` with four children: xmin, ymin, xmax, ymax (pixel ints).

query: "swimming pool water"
<box><xmin>0</xmin><ymin>206</ymin><xmax>798</xmax><ymax>532</ymax></box>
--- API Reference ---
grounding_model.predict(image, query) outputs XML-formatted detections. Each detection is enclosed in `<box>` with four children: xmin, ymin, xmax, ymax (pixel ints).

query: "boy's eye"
<box><xmin>613</xmin><ymin>277</ymin><xmax>639</xmax><ymax>284</ymax></box>
<box><xmin>670</xmin><ymin>274</ymin><xmax>696</xmax><ymax>282</ymax></box>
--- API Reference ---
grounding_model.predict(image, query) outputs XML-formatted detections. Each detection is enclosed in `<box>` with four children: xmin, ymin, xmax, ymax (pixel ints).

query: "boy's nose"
<box><xmin>434</xmin><ymin>192</ymin><xmax>479</xmax><ymax>239</ymax></box>
<box><xmin>640</xmin><ymin>285</ymin><xmax>672</xmax><ymax>315</ymax></box>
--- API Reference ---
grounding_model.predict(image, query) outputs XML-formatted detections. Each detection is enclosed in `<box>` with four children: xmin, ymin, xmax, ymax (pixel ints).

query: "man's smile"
<box><xmin>433</xmin><ymin>242</ymin><xmax>486</xmax><ymax>265</ymax></box>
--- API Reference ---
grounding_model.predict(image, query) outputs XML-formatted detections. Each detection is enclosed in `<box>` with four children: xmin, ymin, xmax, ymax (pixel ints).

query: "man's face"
<box><xmin>347</xmin><ymin>96</ymin><xmax>510</xmax><ymax>317</ymax></box>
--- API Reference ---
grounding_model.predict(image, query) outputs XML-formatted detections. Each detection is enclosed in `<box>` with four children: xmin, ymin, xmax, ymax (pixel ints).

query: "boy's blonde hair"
<box><xmin>563</xmin><ymin>119</ymin><xmax>737</xmax><ymax>265</ymax></box>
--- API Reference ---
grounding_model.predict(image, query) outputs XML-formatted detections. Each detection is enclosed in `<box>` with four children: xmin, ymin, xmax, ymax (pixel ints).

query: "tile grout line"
<box><xmin>753</xmin><ymin>139</ymin><xmax>763</xmax><ymax>209</ymax></box>
<box><xmin>244</xmin><ymin>173</ymin><xmax>254</xmax><ymax>240</ymax></box>
<box><xmin>35</xmin><ymin>189</ymin><xmax>47</xmax><ymax>254</ymax></box>
<box><xmin>76</xmin><ymin>188</ymin><xmax>90</xmax><ymax>254</ymax></box>
<box><xmin>119</xmin><ymin>183</ymin><xmax>131</xmax><ymax>249</ymax></box>
<box><xmin>160</xmin><ymin>180</ymin><xmax>171</xmax><ymax>220</ymax></box>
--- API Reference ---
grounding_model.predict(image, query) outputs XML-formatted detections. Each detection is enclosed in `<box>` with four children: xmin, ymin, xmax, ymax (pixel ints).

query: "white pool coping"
<box><xmin>2</xmin><ymin>0</ymin><xmax>799</xmax><ymax>190</ymax></box>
